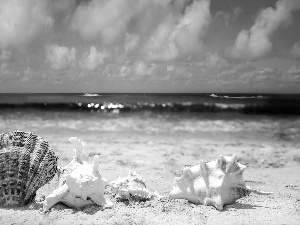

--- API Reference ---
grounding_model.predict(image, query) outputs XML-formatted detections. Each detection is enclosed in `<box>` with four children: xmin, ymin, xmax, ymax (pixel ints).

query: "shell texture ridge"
<box><xmin>43</xmin><ymin>137</ymin><xmax>113</xmax><ymax>212</ymax></box>
<box><xmin>169</xmin><ymin>154</ymin><xmax>273</xmax><ymax>210</ymax></box>
<box><xmin>0</xmin><ymin>131</ymin><xmax>58</xmax><ymax>206</ymax></box>
<box><xmin>110</xmin><ymin>171</ymin><xmax>161</xmax><ymax>201</ymax></box>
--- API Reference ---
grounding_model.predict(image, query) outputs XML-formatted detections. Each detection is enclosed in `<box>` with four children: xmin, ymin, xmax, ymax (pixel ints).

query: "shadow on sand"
<box><xmin>223</xmin><ymin>202</ymin><xmax>267</xmax><ymax>211</ymax></box>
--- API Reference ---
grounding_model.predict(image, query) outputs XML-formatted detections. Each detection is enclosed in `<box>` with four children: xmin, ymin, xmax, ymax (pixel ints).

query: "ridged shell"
<box><xmin>0</xmin><ymin>131</ymin><xmax>58</xmax><ymax>206</ymax></box>
<box><xmin>110</xmin><ymin>171</ymin><xmax>161</xmax><ymax>201</ymax></box>
<box><xmin>43</xmin><ymin>137</ymin><xmax>113</xmax><ymax>212</ymax></box>
<box><xmin>169</xmin><ymin>154</ymin><xmax>272</xmax><ymax>210</ymax></box>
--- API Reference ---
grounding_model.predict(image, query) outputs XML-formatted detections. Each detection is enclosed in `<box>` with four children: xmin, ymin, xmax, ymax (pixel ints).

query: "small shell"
<box><xmin>169</xmin><ymin>155</ymin><xmax>272</xmax><ymax>210</ymax></box>
<box><xmin>110</xmin><ymin>171</ymin><xmax>161</xmax><ymax>201</ymax></box>
<box><xmin>0</xmin><ymin>131</ymin><xmax>58</xmax><ymax>206</ymax></box>
<box><xmin>43</xmin><ymin>138</ymin><xmax>113</xmax><ymax>212</ymax></box>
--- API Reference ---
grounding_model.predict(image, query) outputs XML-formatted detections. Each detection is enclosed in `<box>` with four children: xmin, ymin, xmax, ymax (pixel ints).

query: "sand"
<box><xmin>1</xmin><ymin>114</ymin><xmax>300</xmax><ymax>225</ymax></box>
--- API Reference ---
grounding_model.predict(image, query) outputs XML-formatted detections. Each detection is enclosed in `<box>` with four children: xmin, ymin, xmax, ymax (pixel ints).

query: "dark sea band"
<box><xmin>1</xmin><ymin>93</ymin><xmax>300</xmax><ymax>115</ymax></box>
<box><xmin>1</xmin><ymin>100</ymin><xmax>300</xmax><ymax>115</ymax></box>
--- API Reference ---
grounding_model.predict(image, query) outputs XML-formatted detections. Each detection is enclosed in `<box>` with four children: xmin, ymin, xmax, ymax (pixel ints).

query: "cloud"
<box><xmin>0</xmin><ymin>0</ymin><xmax>214</xmax><ymax>75</ymax></box>
<box><xmin>71</xmin><ymin>0</ymin><xmax>141</xmax><ymax>44</ymax></box>
<box><xmin>79</xmin><ymin>46</ymin><xmax>108</xmax><ymax>71</ymax></box>
<box><xmin>167</xmin><ymin>65</ymin><xmax>176</xmax><ymax>72</ymax></box>
<box><xmin>216</xmin><ymin>62</ymin><xmax>254</xmax><ymax>79</ymax></box>
<box><xmin>234</xmin><ymin>7</ymin><xmax>243</xmax><ymax>18</ymax></box>
<box><xmin>71</xmin><ymin>0</ymin><xmax>211</xmax><ymax>62</ymax></box>
<box><xmin>135</xmin><ymin>61</ymin><xmax>157</xmax><ymax>76</ymax></box>
<box><xmin>51</xmin><ymin>0</ymin><xmax>77</xmax><ymax>16</ymax></box>
<box><xmin>238</xmin><ymin>67</ymin><xmax>284</xmax><ymax>85</ymax></box>
<box><xmin>197</xmin><ymin>52</ymin><xmax>227</xmax><ymax>69</ymax></box>
<box><xmin>125</xmin><ymin>33</ymin><xmax>140</xmax><ymax>53</ymax></box>
<box><xmin>0</xmin><ymin>50</ymin><xmax>12</xmax><ymax>80</ymax></box>
<box><xmin>70</xmin><ymin>0</ymin><xmax>175</xmax><ymax>50</ymax></box>
<box><xmin>0</xmin><ymin>50</ymin><xmax>11</xmax><ymax>62</ymax></box>
<box><xmin>211</xmin><ymin>63</ymin><xmax>289</xmax><ymax>89</ymax></box>
<box><xmin>228</xmin><ymin>0</ymin><xmax>300</xmax><ymax>61</ymax></box>
<box><xmin>290</xmin><ymin>42</ymin><xmax>300</xmax><ymax>59</ymax></box>
<box><xmin>0</xmin><ymin>0</ymin><xmax>53</xmax><ymax>49</ymax></box>
<box><xmin>214</xmin><ymin>11</ymin><xmax>230</xmax><ymax>26</ymax></box>
<box><xmin>287</xmin><ymin>65</ymin><xmax>300</xmax><ymax>74</ymax></box>
<box><xmin>287</xmin><ymin>66</ymin><xmax>300</xmax><ymax>82</ymax></box>
<box><xmin>0</xmin><ymin>63</ymin><xmax>11</xmax><ymax>76</ymax></box>
<box><xmin>45</xmin><ymin>44</ymin><xmax>76</xmax><ymax>70</ymax></box>
<box><xmin>144</xmin><ymin>0</ymin><xmax>211</xmax><ymax>61</ymax></box>
<box><xmin>214</xmin><ymin>7</ymin><xmax>242</xmax><ymax>26</ymax></box>
<box><xmin>120</xmin><ymin>64</ymin><xmax>130</xmax><ymax>77</ymax></box>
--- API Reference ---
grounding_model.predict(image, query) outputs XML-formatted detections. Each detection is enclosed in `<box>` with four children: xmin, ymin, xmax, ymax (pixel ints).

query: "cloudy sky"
<box><xmin>1</xmin><ymin>0</ymin><xmax>300</xmax><ymax>93</ymax></box>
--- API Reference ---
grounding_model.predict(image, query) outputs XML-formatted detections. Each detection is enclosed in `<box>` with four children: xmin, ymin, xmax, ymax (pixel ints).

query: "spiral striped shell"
<box><xmin>110</xmin><ymin>171</ymin><xmax>161</xmax><ymax>201</ymax></box>
<box><xmin>0</xmin><ymin>131</ymin><xmax>58</xmax><ymax>206</ymax></box>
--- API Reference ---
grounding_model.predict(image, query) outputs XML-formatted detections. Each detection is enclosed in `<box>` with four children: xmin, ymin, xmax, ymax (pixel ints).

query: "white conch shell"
<box><xmin>43</xmin><ymin>138</ymin><xmax>113</xmax><ymax>212</ymax></box>
<box><xmin>169</xmin><ymin>154</ymin><xmax>272</xmax><ymax>210</ymax></box>
<box><xmin>110</xmin><ymin>171</ymin><xmax>161</xmax><ymax>201</ymax></box>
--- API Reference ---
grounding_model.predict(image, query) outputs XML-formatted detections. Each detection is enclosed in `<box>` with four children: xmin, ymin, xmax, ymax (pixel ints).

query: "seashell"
<box><xmin>169</xmin><ymin>154</ymin><xmax>273</xmax><ymax>210</ymax></box>
<box><xmin>43</xmin><ymin>137</ymin><xmax>113</xmax><ymax>212</ymax></box>
<box><xmin>0</xmin><ymin>131</ymin><xmax>58</xmax><ymax>206</ymax></box>
<box><xmin>110</xmin><ymin>171</ymin><xmax>161</xmax><ymax>201</ymax></box>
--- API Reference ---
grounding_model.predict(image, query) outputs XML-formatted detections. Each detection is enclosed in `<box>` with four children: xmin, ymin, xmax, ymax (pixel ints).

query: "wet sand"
<box><xmin>0</xmin><ymin>113</ymin><xmax>300</xmax><ymax>224</ymax></box>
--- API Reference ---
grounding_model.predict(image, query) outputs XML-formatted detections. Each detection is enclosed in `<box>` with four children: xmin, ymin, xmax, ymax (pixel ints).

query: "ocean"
<box><xmin>0</xmin><ymin>93</ymin><xmax>299</xmax><ymax>144</ymax></box>
<box><xmin>1</xmin><ymin>93</ymin><xmax>300</xmax><ymax>114</ymax></box>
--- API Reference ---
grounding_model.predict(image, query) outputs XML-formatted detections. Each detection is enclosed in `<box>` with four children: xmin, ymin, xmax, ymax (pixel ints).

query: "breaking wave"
<box><xmin>1</xmin><ymin>93</ymin><xmax>300</xmax><ymax>115</ymax></box>
<box><xmin>1</xmin><ymin>101</ymin><xmax>300</xmax><ymax>115</ymax></box>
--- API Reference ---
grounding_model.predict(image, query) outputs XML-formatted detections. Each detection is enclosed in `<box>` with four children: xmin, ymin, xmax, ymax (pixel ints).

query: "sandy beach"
<box><xmin>0</xmin><ymin>111</ymin><xmax>300</xmax><ymax>225</ymax></box>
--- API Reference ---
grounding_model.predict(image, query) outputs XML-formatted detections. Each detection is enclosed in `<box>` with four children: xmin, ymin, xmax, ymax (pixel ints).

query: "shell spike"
<box><xmin>199</xmin><ymin>160</ymin><xmax>210</xmax><ymax>189</ymax></box>
<box><xmin>226</xmin><ymin>154</ymin><xmax>238</xmax><ymax>173</ymax></box>
<box><xmin>231</xmin><ymin>164</ymin><xmax>246</xmax><ymax>176</ymax></box>
<box><xmin>43</xmin><ymin>183</ymin><xmax>69</xmax><ymax>213</ymax></box>
<box><xmin>92</xmin><ymin>155</ymin><xmax>100</xmax><ymax>175</ymax></box>
<box><xmin>183</xmin><ymin>167</ymin><xmax>194</xmax><ymax>180</ymax></box>
<box><xmin>243</xmin><ymin>185</ymin><xmax>273</xmax><ymax>195</ymax></box>
<box><xmin>69</xmin><ymin>137</ymin><xmax>83</xmax><ymax>161</ymax></box>
<box><xmin>217</xmin><ymin>155</ymin><xmax>225</xmax><ymax>167</ymax></box>
<box><xmin>232</xmin><ymin>154</ymin><xmax>238</xmax><ymax>161</ymax></box>
<box><xmin>200</xmin><ymin>160</ymin><xmax>207</xmax><ymax>176</ymax></box>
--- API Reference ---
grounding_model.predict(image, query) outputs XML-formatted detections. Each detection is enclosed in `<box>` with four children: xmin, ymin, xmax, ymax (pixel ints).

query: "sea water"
<box><xmin>0</xmin><ymin>93</ymin><xmax>299</xmax><ymax>141</ymax></box>
<box><xmin>1</xmin><ymin>93</ymin><xmax>300</xmax><ymax>113</ymax></box>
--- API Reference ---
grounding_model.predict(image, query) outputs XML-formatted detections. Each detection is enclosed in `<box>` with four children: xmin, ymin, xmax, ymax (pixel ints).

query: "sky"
<box><xmin>0</xmin><ymin>0</ymin><xmax>300</xmax><ymax>93</ymax></box>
